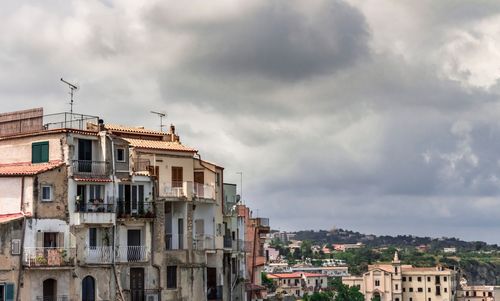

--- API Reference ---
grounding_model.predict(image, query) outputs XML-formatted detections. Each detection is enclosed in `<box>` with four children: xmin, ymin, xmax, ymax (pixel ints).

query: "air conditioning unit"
<box><xmin>146</xmin><ymin>294</ymin><xmax>158</xmax><ymax>301</ymax></box>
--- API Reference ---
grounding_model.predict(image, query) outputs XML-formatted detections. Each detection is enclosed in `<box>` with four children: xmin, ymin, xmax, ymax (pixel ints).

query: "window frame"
<box><xmin>116</xmin><ymin>148</ymin><xmax>126</xmax><ymax>162</ymax></box>
<box><xmin>41</xmin><ymin>185</ymin><xmax>53</xmax><ymax>202</ymax></box>
<box><xmin>167</xmin><ymin>265</ymin><xmax>177</xmax><ymax>289</ymax></box>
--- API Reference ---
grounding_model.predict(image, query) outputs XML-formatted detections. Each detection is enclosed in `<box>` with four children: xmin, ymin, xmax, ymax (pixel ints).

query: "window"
<box><xmin>41</xmin><ymin>185</ymin><xmax>52</xmax><ymax>202</ymax></box>
<box><xmin>409</xmin><ymin>288</ymin><xmax>413</xmax><ymax>292</ymax></box>
<box><xmin>89</xmin><ymin>228</ymin><xmax>97</xmax><ymax>248</ymax></box>
<box><xmin>418</xmin><ymin>277</ymin><xmax>422</xmax><ymax>282</ymax></box>
<box><xmin>171</xmin><ymin>166</ymin><xmax>183</xmax><ymax>187</ymax></box>
<box><xmin>409</xmin><ymin>298</ymin><xmax>413</xmax><ymax>301</ymax></box>
<box><xmin>375</xmin><ymin>280</ymin><xmax>380</xmax><ymax>286</ymax></box>
<box><xmin>418</xmin><ymin>288</ymin><xmax>423</xmax><ymax>292</ymax></box>
<box><xmin>296</xmin><ymin>290</ymin><xmax>300</xmax><ymax>296</ymax></box>
<box><xmin>427</xmin><ymin>277</ymin><xmax>431</xmax><ymax>282</ymax></box>
<box><xmin>0</xmin><ymin>283</ymin><xmax>15</xmax><ymax>301</ymax></box>
<box><xmin>443</xmin><ymin>276</ymin><xmax>447</xmax><ymax>282</ymax></box>
<box><xmin>444</xmin><ymin>288</ymin><xmax>447</xmax><ymax>293</ymax></box>
<box><xmin>428</xmin><ymin>287</ymin><xmax>431</xmax><ymax>293</ymax></box>
<box><xmin>403</xmin><ymin>288</ymin><xmax>406</xmax><ymax>292</ymax></box>
<box><xmin>428</xmin><ymin>298</ymin><xmax>431</xmax><ymax>301</ymax></box>
<box><xmin>32</xmin><ymin>141</ymin><xmax>49</xmax><ymax>163</ymax></box>
<box><xmin>395</xmin><ymin>284</ymin><xmax>399</xmax><ymax>290</ymax></box>
<box><xmin>409</xmin><ymin>277</ymin><xmax>413</xmax><ymax>281</ymax></box>
<box><xmin>116</xmin><ymin>148</ymin><xmax>125</xmax><ymax>162</ymax></box>
<box><xmin>395</xmin><ymin>299</ymin><xmax>399</xmax><ymax>301</ymax></box>
<box><xmin>11</xmin><ymin>239</ymin><xmax>20</xmax><ymax>255</ymax></box>
<box><xmin>167</xmin><ymin>266</ymin><xmax>177</xmax><ymax>289</ymax></box>
<box><xmin>395</xmin><ymin>267</ymin><xmax>398</xmax><ymax>275</ymax></box>
<box><xmin>403</xmin><ymin>277</ymin><xmax>407</xmax><ymax>281</ymax></box>
<box><xmin>89</xmin><ymin>185</ymin><xmax>104</xmax><ymax>201</ymax></box>
<box><xmin>436</xmin><ymin>286</ymin><xmax>441</xmax><ymax>295</ymax></box>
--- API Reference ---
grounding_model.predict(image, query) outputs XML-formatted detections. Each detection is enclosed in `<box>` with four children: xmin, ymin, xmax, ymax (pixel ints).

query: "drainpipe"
<box><xmin>106</xmin><ymin>134</ymin><xmax>125</xmax><ymax>301</ymax></box>
<box><xmin>151</xmin><ymin>209</ymin><xmax>162</xmax><ymax>301</ymax></box>
<box><xmin>16</xmin><ymin>177</ymin><xmax>26</xmax><ymax>301</ymax></box>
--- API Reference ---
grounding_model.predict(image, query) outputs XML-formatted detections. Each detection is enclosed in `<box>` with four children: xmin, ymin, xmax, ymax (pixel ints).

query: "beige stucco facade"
<box><xmin>343</xmin><ymin>254</ymin><xmax>457</xmax><ymax>301</ymax></box>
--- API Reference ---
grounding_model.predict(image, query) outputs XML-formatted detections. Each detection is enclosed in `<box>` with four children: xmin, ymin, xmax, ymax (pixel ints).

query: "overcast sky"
<box><xmin>3</xmin><ymin>0</ymin><xmax>500</xmax><ymax>243</ymax></box>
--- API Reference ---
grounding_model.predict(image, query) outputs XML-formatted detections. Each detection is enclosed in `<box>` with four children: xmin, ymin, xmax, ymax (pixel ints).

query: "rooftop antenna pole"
<box><xmin>150</xmin><ymin>111</ymin><xmax>167</xmax><ymax>132</ymax></box>
<box><xmin>60</xmin><ymin>78</ymin><xmax>78</xmax><ymax>114</ymax></box>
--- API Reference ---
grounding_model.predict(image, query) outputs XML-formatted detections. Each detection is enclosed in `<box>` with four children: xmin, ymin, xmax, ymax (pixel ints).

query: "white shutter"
<box><xmin>11</xmin><ymin>239</ymin><xmax>21</xmax><ymax>255</ymax></box>
<box><xmin>36</xmin><ymin>232</ymin><xmax>44</xmax><ymax>248</ymax></box>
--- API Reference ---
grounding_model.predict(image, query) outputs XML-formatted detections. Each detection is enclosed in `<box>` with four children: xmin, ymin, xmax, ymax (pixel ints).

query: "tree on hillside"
<box><xmin>329</xmin><ymin>278</ymin><xmax>364</xmax><ymax>301</ymax></box>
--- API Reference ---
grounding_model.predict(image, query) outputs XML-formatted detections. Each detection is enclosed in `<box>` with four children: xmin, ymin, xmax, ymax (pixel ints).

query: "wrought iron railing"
<box><xmin>86</xmin><ymin>246</ymin><xmax>113</xmax><ymax>264</ymax></box>
<box><xmin>75</xmin><ymin>197</ymin><xmax>114</xmax><ymax>213</ymax></box>
<box><xmin>24</xmin><ymin>247</ymin><xmax>76</xmax><ymax>267</ymax></box>
<box><xmin>116</xmin><ymin>245</ymin><xmax>149</xmax><ymax>262</ymax></box>
<box><xmin>116</xmin><ymin>200</ymin><xmax>155</xmax><ymax>218</ymax></box>
<box><xmin>72</xmin><ymin>160</ymin><xmax>109</xmax><ymax>177</ymax></box>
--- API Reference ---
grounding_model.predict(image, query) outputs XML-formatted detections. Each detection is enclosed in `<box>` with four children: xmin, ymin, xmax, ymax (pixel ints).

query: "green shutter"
<box><xmin>32</xmin><ymin>142</ymin><xmax>49</xmax><ymax>163</ymax></box>
<box><xmin>5</xmin><ymin>283</ymin><xmax>14</xmax><ymax>301</ymax></box>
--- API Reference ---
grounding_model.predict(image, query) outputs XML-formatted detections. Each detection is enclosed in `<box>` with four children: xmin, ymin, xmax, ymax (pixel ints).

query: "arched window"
<box><xmin>82</xmin><ymin>276</ymin><xmax>95</xmax><ymax>301</ymax></box>
<box><xmin>43</xmin><ymin>279</ymin><xmax>57</xmax><ymax>301</ymax></box>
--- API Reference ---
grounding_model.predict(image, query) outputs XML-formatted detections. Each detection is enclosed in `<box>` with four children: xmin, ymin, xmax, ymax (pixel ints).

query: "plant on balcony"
<box><xmin>35</xmin><ymin>255</ymin><xmax>47</xmax><ymax>265</ymax></box>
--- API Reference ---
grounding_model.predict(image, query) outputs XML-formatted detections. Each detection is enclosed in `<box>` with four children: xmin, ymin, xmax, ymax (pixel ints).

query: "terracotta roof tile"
<box><xmin>124</xmin><ymin>138</ymin><xmax>197</xmax><ymax>152</ymax></box>
<box><xmin>104</xmin><ymin>124</ymin><xmax>165</xmax><ymax>136</ymax></box>
<box><xmin>74</xmin><ymin>177</ymin><xmax>112</xmax><ymax>183</ymax></box>
<box><xmin>0</xmin><ymin>213</ymin><xmax>27</xmax><ymax>224</ymax></box>
<box><xmin>0</xmin><ymin>161</ymin><xmax>64</xmax><ymax>176</ymax></box>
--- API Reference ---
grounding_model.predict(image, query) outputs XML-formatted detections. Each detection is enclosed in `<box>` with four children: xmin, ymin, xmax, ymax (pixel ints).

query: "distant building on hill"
<box><xmin>457</xmin><ymin>285</ymin><xmax>500</xmax><ymax>301</ymax></box>
<box><xmin>343</xmin><ymin>252</ymin><xmax>457</xmax><ymax>301</ymax></box>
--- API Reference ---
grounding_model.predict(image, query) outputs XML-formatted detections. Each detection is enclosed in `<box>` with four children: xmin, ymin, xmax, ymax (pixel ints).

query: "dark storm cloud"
<box><xmin>2</xmin><ymin>0</ymin><xmax>500</xmax><ymax>242</ymax></box>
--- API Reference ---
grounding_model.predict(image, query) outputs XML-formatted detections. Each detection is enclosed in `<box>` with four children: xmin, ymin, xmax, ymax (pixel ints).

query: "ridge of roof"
<box><xmin>123</xmin><ymin>137</ymin><xmax>197</xmax><ymax>152</ymax></box>
<box><xmin>104</xmin><ymin>124</ymin><xmax>166</xmax><ymax>136</ymax></box>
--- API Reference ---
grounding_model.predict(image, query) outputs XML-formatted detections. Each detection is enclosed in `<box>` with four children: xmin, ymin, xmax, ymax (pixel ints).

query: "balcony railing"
<box><xmin>43</xmin><ymin>112</ymin><xmax>99</xmax><ymax>131</ymax></box>
<box><xmin>117</xmin><ymin>200</ymin><xmax>155</xmax><ymax>218</ymax></box>
<box><xmin>24</xmin><ymin>247</ymin><xmax>76</xmax><ymax>267</ymax></box>
<box><xmin>133</xmin><ymin>158</ymin><xmax>150</xmax><ymax>173</ymax></box>
<box><xmin>86</xmin><ymin>246</ymin><xmax>113</xmax><ymax>264</ymax></box>
<box><xmin>163</xmin><ymin>181</ymin><xmax>187</xmax><ymax>198</ymax></box>
<box><xmin>256</xmin><ymin>217</ymin><xmax>270</xmax><ymax>227</ymax></box>
<box><xmin>116</xmin><ymin>245</ymin><xmax>149</xmax><ymax>262</ymax></box>
<box><xmin>72</xmin><ymin>160</ymin><xmax>109</xmax><ymax>177</ymax></box>
<box><xmin>126</xmin><ymin>289</ymin><xmax>160</xmax><ymax>301</ymax></box>
<box><xmin>193</xmin><ymin>234</ymin><xmax>215</xmax><ymax>250</ymax></box>
<box><xmin>193</xmin><ymin>183</ymin><xmax>216</xmax><ymax>200</ymax></box>
<box><xmin>36</xmin><ymin>295</ymin><xmax>69</xmax><ymax>301</ymax></box>
<box><xmin>75</xmin><ymin>197</ymin><xmax>114</xmax><ymax>213</ymax></box>
<box><xmin>165</xmin><ymin>233</ymin><xmax>186</xmax><ymax>250</ymax></box>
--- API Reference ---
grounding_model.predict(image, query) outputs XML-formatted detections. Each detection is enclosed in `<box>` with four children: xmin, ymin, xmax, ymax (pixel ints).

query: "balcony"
<box><xmin>117</xmin><ymin>200</ymin><xmax>155</xmax><ymax>219</ymax></box>
<box><xmin>23</xmin><ymin>247</ymin><xmax>76</xmax><ymax>267</ymax></box>
<box><xmin>132</xmin><ymin>158</ymin><xmax>151</xmax><ymax>174</ymax></box>
<box><xmin>72</xmin><ymin>160</ymin><xmax>109</xmax><ymax>177</ymax></box>
<box><xmin>43</xmin><ymin>112</ymin><xmax>99</xmax><ymax>131</ymax></box>
<box><xmin>193</xmin><ymin>234</ymin><xmax>215</xmax><ymax>250</ymax></box>
<box><xmin>256</xmin><ymin>217</ymin><xmax>269</xmax><ymax>227</ymax></box>
<box><xmin>85</xmin><ymin>246</ymin><xmax>113</xmax><ymax>264</ymax></box>
<box><xmin>116</xmin><ymin>245</ymin><xmax>149</xmax><ymax>262</ymax></box>
<box><xmin>165</xmin><ymin>233</ymin><xmax>186</xmax><ymax>250</ymax></box>
<box><xmin>193</xmin><ymin>183</ymin><xmax>216</xmax><ymax>200</ymax></box>
<box><xmin>162</xmin><ymin>181</ymin><xmax>189</xmax><ymax>198</ymax></box>
<box><xmin>36</xmin><ymin>295</ymin><xmax>69</xmax><ymax>301</ymax></box>
<box><xmin>74</xmin><ymin>197</ymin><xmax>115</xmax><ymax>225</ymax></box>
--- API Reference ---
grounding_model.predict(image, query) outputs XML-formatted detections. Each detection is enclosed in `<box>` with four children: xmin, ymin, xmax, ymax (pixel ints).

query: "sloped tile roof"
<box><xmin>74</xmin><ymin>177</ymin><xmax>112</xmax><ymax>183</ymax></box>
<box><xmin>0</xmin><ymin>212</ymin><xmax>28</xmax><ymax>224</ymax></box>
<box><xmin>104</xmin><ymin>124</ymin><xmax>165</xmax><ymax>136</ymax></box>
<box><xmin>0</xmin><ymin>161</ymin><xmax>64</xmax><ymax>176</ymax></box>
<box><xmin>123</xmin><ymin>138</ymin><xmax>197</xmax><ymax>152</ymax></box>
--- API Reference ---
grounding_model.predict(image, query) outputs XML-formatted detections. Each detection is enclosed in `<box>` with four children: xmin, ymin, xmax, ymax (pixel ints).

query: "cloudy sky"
<box><xmin>2</xmin><ymin>0</ymin><xmax>500</xmax><ymax>243</ymax></box>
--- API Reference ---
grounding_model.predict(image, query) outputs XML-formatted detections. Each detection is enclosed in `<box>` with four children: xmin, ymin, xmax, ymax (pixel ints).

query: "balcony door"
<box><xmin>127</xmin><ymin>230</ymin><xmax>141</xmax><ymax>261</ymax></box>
<box><xmin>194</xmin><ymin>171</ymin><xmax>204</xmax><ymax>197</ymax></box>
<box><xmin>78</xmin><ymin>139</ymin><xmax>92</xmax><ymax>173</ymax></box>
<box><xmin>178</xmin><ymin>218</ymin><xmax>184</xmax><ymax>249</ymax></box>
<box><xmin>130</xmin><ymin>268</ymin><xmax>144</xmax><ymax>301</ymax></box>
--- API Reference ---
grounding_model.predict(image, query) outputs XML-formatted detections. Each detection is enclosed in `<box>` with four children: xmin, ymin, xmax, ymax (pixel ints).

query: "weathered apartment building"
<box><xmin>0</xmin><ymin>107</ymin><xmax>268</xmax><ymax>301</ymax></box>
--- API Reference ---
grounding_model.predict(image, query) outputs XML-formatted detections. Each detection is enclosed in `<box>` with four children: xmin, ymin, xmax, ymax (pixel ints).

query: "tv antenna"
<box><xmin>60</xmin><ymin>78</ymin><xmax>78</xmax><ymax>114</ymax></box>
<box><xmin>150</xmin><ymin>111</ymin><xmax>167</xmax><ymax>132</ymax></box>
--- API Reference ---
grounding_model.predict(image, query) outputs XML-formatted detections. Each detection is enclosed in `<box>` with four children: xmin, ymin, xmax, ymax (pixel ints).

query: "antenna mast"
<box><xmin>60</xmin><ymin>78</ymin><xmax>78</xmax><ymax>114</ymax></box>
<box><xmin>150</xmin><ymin>111</ymin><xmax>167</xmax><ymax>132</ymax></box>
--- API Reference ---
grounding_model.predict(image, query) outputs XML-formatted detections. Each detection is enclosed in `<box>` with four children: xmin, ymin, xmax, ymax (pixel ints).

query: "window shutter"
<box><xmin>32</xmin><ymin>143</ymin><xmax>41</xmax><ymax>163</ymax></box>
<box><xmin>5</xmin><ymin>283</ymin><xmax>15</xmax><ymax>301</ymax></box>
<box><xmin>57</xmin><ymin>232</ymin><xmax>65</xmax><ymax>248</ymax></box>
<box><xmin>36</xmin><ymin>232</ymin><xmax>44</xmax><ymax>248</ymax></box>
<box><xmin>41</xmin><ymin>143</ymin><xmax>49</xmax><ymax>162</ymax></box>
<box><xmin>32</xmin><ymin>142</ymin><xmax>49</xmax><ymax>163</ymax></box>
<box><xmin>11</xmin><ymin>239</ymin><xmax>21</xmax><ymax>255</ymax></box>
